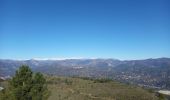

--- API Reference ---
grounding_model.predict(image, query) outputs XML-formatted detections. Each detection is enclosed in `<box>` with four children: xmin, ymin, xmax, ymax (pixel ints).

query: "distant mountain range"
<box><xmin>0</xmin><ymin>58</ymin><xmax>170</xmax><ymax>89</ymax></box>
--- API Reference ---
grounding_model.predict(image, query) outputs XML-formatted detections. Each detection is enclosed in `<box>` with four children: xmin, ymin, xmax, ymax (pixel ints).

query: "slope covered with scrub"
<box><xmin>46</xmin><ymin>76</ymin><xmax>159</xmax><ymax>100</ymax></box>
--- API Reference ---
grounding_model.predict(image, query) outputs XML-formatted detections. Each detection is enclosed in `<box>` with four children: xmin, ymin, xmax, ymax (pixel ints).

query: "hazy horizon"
<box><xmin>0</xmin><ymin>57</ymin><xmax>169</xmax><ymax>61</ymax></box>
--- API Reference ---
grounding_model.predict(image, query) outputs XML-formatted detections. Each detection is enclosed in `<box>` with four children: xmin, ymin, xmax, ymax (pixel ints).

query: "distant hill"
<box><xmin>0</xmin><ymin>58</ymin><xmax>170</xmax><ymax>89</ymax></box>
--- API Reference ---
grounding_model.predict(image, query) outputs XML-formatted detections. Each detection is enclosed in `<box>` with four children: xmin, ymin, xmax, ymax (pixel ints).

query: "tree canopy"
<box><xmin>1</xmin><ymin>65</ymin><xmax>49</xmax><ymax>100</ymax></box>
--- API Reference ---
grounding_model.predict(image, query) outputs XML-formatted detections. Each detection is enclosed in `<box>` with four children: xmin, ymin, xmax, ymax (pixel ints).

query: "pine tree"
<box><xmin>10</xmin><ymin>65</ymin><xmax>33</xmax><ymax>100</ymax></box>
<box><xmin>31</xmin><ymin>72</ymin><xmax>46</xmax><ymax>100</ymax></box>
<box><xmin>3</xmin><ymin>65</ymin><xmax>49</xmax><ymax>100</ymax></box>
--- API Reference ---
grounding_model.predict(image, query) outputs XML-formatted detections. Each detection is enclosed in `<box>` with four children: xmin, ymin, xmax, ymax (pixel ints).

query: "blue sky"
<box><xmin>0</xmin><ymin>0</ymin><xmax>170</xmax><ymax>60</ymax></box>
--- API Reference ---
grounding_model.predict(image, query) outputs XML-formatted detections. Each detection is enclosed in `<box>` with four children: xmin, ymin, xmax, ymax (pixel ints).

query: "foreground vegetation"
<box><xmin>0</xmin><ymin>65</ymin><xmax>49</xmax><ymax>100</ymax></box>
<box><xmin>46</xmin><ymin>76</ymin><xmax>160</xmax><ymax>100</ymax></box>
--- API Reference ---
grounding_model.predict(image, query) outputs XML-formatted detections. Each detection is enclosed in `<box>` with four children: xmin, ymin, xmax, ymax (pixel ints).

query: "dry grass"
<box><xmin>46</xmin><ymin>76</ymin><xmax>159</xmax><ymax>100</ymax></box>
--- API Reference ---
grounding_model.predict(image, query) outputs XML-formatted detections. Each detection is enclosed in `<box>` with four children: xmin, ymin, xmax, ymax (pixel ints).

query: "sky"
<box><xmin>0</xmin><ymin>0</ymin><xmax>170</xmax><ymax>60</ymax></box>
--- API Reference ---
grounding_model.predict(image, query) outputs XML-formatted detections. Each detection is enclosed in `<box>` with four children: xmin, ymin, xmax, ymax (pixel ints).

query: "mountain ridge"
<box><xmin>0</xmin><ymin>57</ymin><xmax>169</xmax><ymax>61</ymax></box>
<box><xmin>0</xmin><ymin>57</ymin><xmax>170</xmax><ymax>89</ymax></box>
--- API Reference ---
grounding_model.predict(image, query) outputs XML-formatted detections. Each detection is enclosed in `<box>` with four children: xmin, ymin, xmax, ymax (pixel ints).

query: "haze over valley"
<box><xmin>1</xmin><ymin>58</ymin><xmax>170</xmax><ymax>90</ymax></box>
